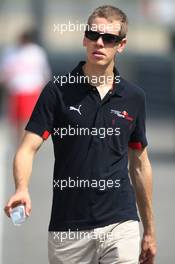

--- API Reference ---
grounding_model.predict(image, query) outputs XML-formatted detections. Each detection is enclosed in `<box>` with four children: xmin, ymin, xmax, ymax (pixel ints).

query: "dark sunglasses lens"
<box><xmin>102</xmin><ymin>34</ymin><xmax>117</xmax><ymax>43</ymax></box>
<box><xmin>85</xmin><ymin>31</ymin><xmax>99</xmax><ymax>41</ymax></box>
<box><xmin>85</xmin><ymin>31</ymin><xmax>122</xmax><ymax>44</ymax></box>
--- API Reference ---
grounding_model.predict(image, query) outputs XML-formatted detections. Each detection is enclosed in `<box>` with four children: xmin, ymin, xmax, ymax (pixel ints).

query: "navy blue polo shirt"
<box><xmin>25</xmin><ymin>61</ymin><xmax>148</xmax><ymax>231</ymax></box>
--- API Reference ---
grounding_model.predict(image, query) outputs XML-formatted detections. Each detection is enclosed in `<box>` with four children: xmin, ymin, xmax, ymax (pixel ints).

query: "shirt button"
<box><xmin>109</xmin><ymin>91</ymin><xmax>112</xmax><ymax>94</ymax></box>
<box><xmin>93</xmin><ymin>88</ymin><xmax>96</xmax><ymax>91</ymax></box>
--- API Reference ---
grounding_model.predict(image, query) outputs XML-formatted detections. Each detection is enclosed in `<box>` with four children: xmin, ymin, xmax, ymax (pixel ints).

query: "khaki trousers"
<box><xmin>48</xmin><ymin>220</ymin><xmax>140</xmax><ymax>264</ymax></box>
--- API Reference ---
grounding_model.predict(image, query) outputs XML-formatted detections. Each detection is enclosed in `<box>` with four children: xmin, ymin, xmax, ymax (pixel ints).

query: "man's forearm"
<box><xmin>129</xmin><ymin>150</ymin><xmax>155</xmax><ymax>232</ymax></box>
<box><xmin>13</xmin><ymin>147</ymin><xmax>35</xmax><ymax>191</ymax></box>
<box><xmin>12</xmin><ymin>132</ymin><xmax>43</xmax><ymax>192</ymax></box>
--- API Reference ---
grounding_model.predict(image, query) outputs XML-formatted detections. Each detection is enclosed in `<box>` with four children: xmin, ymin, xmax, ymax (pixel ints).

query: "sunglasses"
<box><xmin>85</xmin><ymin>30</ymin><xmax>124</xmax><ymax>44</ymax></box>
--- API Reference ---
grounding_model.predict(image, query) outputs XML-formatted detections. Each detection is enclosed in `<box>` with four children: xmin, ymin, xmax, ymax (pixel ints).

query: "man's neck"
<box><xmin>82</xmin><ymin>61</ymin><xmax>115</xmax><ymax>87</ymax></box>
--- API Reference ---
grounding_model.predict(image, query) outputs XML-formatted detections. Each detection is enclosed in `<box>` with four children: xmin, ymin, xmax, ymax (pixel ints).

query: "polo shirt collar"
<box><xmin>71</xmin><ymin>61</ymin><xmax>125</xmax><ymax>97</ymax></box>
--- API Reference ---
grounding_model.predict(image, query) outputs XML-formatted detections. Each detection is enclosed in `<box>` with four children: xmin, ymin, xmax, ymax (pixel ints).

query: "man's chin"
<box><xmin>88</xmin><ymin>58</ymin><xmax>108</xmax><ymax>67</ymax></box>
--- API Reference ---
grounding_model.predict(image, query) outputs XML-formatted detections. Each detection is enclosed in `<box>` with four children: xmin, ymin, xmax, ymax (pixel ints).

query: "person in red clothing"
<box><xmin>0</xmin><ymin>29</ymin><xmax>51</xmax><ymax>139</ymax></box>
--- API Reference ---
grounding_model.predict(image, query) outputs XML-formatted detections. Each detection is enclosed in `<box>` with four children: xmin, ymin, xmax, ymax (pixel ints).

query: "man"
<box><xmin>4</xmin><ymin>5</ymin><xmax>156</xmax><ymax>264</ymax></box>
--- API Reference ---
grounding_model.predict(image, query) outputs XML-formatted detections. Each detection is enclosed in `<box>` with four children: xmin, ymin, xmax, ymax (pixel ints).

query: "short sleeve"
<box><xmin>25</xmin><ymin>81</ymin><xmax>58</xmax><ymax>140</ymax></box>
<box><xmin>129</xmin><ymin>91</ymin><xmax>148</xmax><ymax>150</ymax></box>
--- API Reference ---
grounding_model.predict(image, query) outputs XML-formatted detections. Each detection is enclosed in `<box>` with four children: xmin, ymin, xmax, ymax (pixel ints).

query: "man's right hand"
<box><xmin>4</xmin><ymin>189</ymin><xmax>31</xmax><ymax>218</ymax></box>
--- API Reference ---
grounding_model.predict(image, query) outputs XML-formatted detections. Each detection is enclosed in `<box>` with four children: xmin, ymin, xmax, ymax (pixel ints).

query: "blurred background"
<box><xmin>0</xmin><ymin>0</ymin><xmax>175</xmax><ymax>263</ymax></box>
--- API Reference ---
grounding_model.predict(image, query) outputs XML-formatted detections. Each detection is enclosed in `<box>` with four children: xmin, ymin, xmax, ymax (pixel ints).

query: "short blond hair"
<box><xmin>87</xmin><ymin>5</ymin><xmax>128</xmax><ymax>38</ymax></box>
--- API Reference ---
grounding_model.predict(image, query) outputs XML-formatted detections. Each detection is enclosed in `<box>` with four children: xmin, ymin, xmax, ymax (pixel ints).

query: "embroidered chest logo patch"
<box><xmin>110</xmin><ymin>109</ymin><xmax>134</xmax><ymax>121</ymax></box>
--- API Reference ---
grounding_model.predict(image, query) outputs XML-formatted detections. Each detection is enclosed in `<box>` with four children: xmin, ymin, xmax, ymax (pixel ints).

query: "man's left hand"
<box><xmin>139</xmin><ymin>232</ymin><xmax>157</xmax><ymax>264</ymax></box>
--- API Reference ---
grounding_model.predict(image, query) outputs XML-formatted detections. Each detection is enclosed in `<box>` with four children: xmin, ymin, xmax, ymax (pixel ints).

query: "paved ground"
<box><xmin>0</xmin><ymin>118</ymin><xmax>175</xmax><ymax>264</ymax></box>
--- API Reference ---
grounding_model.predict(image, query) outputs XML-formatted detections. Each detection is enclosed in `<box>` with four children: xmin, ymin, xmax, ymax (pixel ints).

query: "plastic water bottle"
<box><xmin>10</xmin><ymin>205</ymin><xmax>26</xmax><ymax>226</ymax></box>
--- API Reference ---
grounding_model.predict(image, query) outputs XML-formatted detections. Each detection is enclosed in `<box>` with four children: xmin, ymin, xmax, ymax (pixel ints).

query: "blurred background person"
<box><xmin>0</xmin><ymin>29</ymin><xmax>51</xmax><ymax>140</ymax></box>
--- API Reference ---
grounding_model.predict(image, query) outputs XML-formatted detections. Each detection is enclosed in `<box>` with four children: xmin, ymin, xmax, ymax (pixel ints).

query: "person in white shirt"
<box><xmin>0</xmin><ymin>29</ymin><xmax>51</xmax><ymax>139</ymax></box>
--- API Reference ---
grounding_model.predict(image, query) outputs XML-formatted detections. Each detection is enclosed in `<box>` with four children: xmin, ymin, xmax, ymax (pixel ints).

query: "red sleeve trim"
<box><xmin>129</xmin><ymin>142</ymin><xmax>143</xmax><ymax>150</ymax></box>
<box><xmin>42</xmin><ymin>130</ymin><xmax>50</xmax><ymax>140</ymax></box>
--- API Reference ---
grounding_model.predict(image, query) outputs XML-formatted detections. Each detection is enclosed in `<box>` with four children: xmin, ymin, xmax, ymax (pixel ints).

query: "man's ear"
<box><xmin>116</xmin><ymin>38</ymin><xmax>127</xmax><ymax>53</ymax></box>
<box><xmin>83</xmin><ymin>36</ymin><xmax>87</xmax><ymax>47</ymax></box>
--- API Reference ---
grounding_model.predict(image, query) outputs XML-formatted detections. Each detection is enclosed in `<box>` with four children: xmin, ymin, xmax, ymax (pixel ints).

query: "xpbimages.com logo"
<box><xmin>53</xmin><ymin>73</ymin><xmax>120</xmax><ymax>86</ymax></box>
<box><xmin>53</xmin><ymin>229</ymin><xmax>115</xmax><ymax>243</ymax></box>
<box><xmin>53</xmin><ymin>125</ymin><xmax>121</xmax><ymax>139</ymax></box>
<box><xmin>53</xmin><ymin>21</ymin><xmax>121</xmax><ymax>34</ymax></box>
<box><xmin>53</xmin><ymin>177</ymin><xmax>121</xmax><ymax>191</ymax></box>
